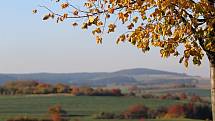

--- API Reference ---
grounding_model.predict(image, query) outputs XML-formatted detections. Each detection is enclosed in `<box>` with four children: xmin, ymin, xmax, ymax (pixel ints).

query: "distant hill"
<box><xmin>0</xmin><ymin>68</ymin><xmax>204</xmax><ymax>86</ymax></box>
<box><xmin>111</xmin><ymin>68</ymin><xmax>186</xmax><ymax>76</ymax></box>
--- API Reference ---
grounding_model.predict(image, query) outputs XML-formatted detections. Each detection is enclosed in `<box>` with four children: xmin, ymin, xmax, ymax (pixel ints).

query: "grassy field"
<box><xmin>148</xmin><ymin>88</ymin><xmax>211</xmax><ymax>97</ymax></box>
<box><xmin>0</xmin><ymin>95</ymin><xmax>202</xmax><ymax>121</ymax></box>
<box><xmin>69</xmin><ymin>118</ymin><xmax>203</xmax><ymax>121</ymax></box>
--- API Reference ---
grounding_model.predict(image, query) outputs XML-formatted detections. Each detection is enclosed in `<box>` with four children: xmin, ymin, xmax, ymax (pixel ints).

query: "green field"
<box><xmin>0</xmin><ymin>95</ymin><xmax>202</xmax><ymax>121</ymax></box>
<box><xmin>69</xmin><ymin>118</ymin><xmax>203</xmax><ymax>121</ymax></box>
<box><xmin>149</xmin><ymin>88</ymin><xmax>211</xmax><ymax>97</ymax></box>
<box><xmin>166</xmin><ymin>88</ymin><xmax>210</xmax><ymax>97</ymax></box>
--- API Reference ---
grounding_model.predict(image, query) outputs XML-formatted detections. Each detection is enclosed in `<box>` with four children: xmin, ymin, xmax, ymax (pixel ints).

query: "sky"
<box><xmin>0</xmin><ymin>0</ymin><xmax>210</xmax><ymax>77</ymax></box>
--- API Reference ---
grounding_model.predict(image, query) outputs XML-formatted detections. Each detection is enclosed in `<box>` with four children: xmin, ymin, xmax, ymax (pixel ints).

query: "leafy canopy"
<box><xmin>34</xmin><ymin>0</ymin><xmax>215</xmax><ymax>67</ymax></box>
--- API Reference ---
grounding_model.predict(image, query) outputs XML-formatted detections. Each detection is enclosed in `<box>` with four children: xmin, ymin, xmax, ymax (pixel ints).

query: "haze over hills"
<box><xmin>0</xmin><ymin>68</ymin><xmax>207</xmax><ymax>87</ymax></box>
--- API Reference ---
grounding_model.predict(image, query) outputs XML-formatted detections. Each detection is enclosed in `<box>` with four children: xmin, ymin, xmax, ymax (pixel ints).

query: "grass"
<box><xmin>69</xmin><ymin>117</ymin><xmax>203</xmax><ymax>121</ymax></box>
<box><xmin>176</xmin><ymin>88</ymin><xmax>210</xmax><ymax>97</ymax></box>
<box><xmin>0</xmin><ymin>95</ymin><xmax>202</xmax><ymax>121</ymax></box>
<box><xmin>151</xmin><ymin>88</ymin><xmax>211</xmax><ymax>97</ymax></box>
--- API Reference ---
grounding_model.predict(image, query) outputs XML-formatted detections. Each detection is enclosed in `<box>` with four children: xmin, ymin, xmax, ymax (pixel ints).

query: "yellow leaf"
<box><xmin>108</xmin><ymin>8</ymin><xmax>115</xmax><ymax>14</ymax></box>
<box><xmin>89</xmin><ymin>16</ymin><xmax>95</xmax><ymax>23</ymax></box>
<box><xmin>81</xmin><ymin>23</ymin><xmax>88</xmax><ymax>29</ymax></box>
<box><xmin>96</xmin><ymin>36</ymin><xmax>102</xmax><ymax>44</ymax></box>
<box><xmin>61</xmin><ymin>3</ymin><xmax>69</xmax><ymax>9</ymax></box>
<box><xmin>63</xmin><ymin>13</ymin><xmax>68</xmax><ymax>19</ymax></box>
<box><xmin>73</xmin><ymin>10</ymin><xmax>79</xmax><ymax>16</ymax></box>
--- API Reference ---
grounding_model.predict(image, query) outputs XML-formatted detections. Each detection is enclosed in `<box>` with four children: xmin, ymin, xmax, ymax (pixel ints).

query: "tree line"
<box><xmin>94</xmin><ymin>102</ymin><xmax>212</xmax><ymax>120</ymax></box>
<box><xmin>0</xmin><ymin>80</ymin><xmax>208</xmax><ymax>103</ymax></box>
<box><xmin>0</xmin><ymin>80</ymin><xmax>122</xmax><ymax>96</ymax></box>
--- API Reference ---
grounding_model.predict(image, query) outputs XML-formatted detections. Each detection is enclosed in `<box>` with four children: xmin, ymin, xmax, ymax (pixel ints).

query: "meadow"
<box><xmin>0</xmin><ymin>95</ymin><xmax>203</xmax><ymax>121</ymax></box>
<box><xmin>152</xmin><ymin>88</ymin><xmax>210</xmax><ymax>97</ymax></box>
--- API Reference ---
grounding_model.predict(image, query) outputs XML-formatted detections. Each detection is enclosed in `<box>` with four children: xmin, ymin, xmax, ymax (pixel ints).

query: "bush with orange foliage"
<box><xmin>123</xmin><ymin>104</ymin><xmax>149</xmax><ymax>119</ymax></box>
<box><xmin>164</xmin><ymin>104</ymin><xmax>185</xmax><ymax>118</ymax></box>
<box><xmin>48</xmin><ymin>105</ymin><xmax>68</xmax><ymax>121</ymax></box>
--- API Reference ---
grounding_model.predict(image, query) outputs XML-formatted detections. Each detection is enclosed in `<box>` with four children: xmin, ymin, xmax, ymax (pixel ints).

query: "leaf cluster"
<box><xmin>34</xmin><ymin>0</ymin><xmax>215</xmax><ymax>66</ymax></box>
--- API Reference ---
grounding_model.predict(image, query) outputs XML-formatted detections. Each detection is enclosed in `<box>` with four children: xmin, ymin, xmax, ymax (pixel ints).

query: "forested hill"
<box><xmin>0</xmin><ymin>68</ymin><xmax>203</xmax><ymax>86</ymax></box>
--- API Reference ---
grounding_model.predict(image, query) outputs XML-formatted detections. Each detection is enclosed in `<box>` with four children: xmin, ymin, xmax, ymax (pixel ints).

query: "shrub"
<box><xmin>48</xmin><ymin>105</ymin><xmax>68</xmax><ymax>121</ymax></box>
<box><xmin>164</xmin><ymin>104</ymin><xmax>185</xmax><ymax>118</ymax></box>
<box><xmin>93</xmin><ymin>102</ymin><xmax>212</xmax><ymax>120</ymax></box>
<box><xmin>123</xmin><ymin>104</ymin><xmax>149</xmax><ymax>119</ymax></box>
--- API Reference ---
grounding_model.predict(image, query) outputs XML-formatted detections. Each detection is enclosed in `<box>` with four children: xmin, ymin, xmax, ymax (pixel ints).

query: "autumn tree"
<box><xmin>54</xmin><ymin>83</ymin><xmax>70</xmax><ymax>93</ymax></box>
<box><xmin>34</xmin><ymin>83</ymin><xmax>54</xmax><ymax>94</ymax></box>
<box><xmin>34</xmin><ymin>0</ymin><xmax>215</xmax><ymax>120</ymax></box>
<box><xmin>48</xmin><ymin>105</ymin><xmax>68</xmax><ymax>121</ymax></box>
<box><xmin>165</xmin><ymin>104</ymin><xmax>185</xmax><ymax>118</ymax></box>
<box><xmin>123</xmin><ymin>104</ymin><xmax>149</xmax><ymax>119</ymax></box>
<box><xmin>3</xmin><ymin>80</ymin><xmax>39</xmax><ymax>95</ymax></box>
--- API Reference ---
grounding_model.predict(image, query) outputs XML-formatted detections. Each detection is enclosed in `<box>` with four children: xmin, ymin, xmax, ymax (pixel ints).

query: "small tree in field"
<box><xmin>165</xmin><ymin>104</ymin><xmax>185</xmax><ymax>118</ymax></box>
<box><xmin>123</xmin><ymin>104</ymin><xmax>149</xmax><ymax>119</ymax></box>
<box><xmin>34</xmin><ymin>0</ymin><xmax>215</xmax><ymax>120</ymax></box>
<box><xmin>48</xmin><ymin>105</ymin><xmax>67</xmax><ymax>121</ymax></box>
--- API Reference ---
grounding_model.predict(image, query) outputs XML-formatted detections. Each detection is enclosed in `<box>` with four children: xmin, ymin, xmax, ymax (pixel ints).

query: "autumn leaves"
<box><xmin>34</xmin><ymin>0</ymin><xmax>214</xmax><ymax>68</ymax></box>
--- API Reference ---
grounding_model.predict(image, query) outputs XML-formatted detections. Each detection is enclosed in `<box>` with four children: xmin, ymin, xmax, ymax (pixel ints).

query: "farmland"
<box><xmin>0</xmin><ymin>95</ymin><xmax>203</xmax><ymax>121</ymax></box>
<box><xmin>147</xmin><ymin>88</ymin><xmax>211</xmax><ymax>97</ymax></box>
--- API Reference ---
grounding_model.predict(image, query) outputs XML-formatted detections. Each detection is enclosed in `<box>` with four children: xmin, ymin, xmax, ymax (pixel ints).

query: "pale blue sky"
<box><xmin>0</xmin><ymin>0</ymin><xmax>210</xmax><ymax>77</ymax></box>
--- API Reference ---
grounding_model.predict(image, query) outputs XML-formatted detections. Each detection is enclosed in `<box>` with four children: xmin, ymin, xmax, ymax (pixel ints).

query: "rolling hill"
<box><xmin>0</xmin><ymin>68</ymin><xmax>206</xmax><ymax>86</ymax></box>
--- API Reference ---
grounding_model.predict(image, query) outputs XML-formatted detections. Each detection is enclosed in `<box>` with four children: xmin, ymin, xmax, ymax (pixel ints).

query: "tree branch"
<box><xmin>40</xmin><ymin>5</ymin><xmax>125</xmax><ymax>19</ymax></box>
